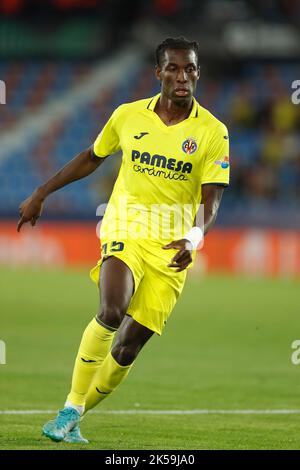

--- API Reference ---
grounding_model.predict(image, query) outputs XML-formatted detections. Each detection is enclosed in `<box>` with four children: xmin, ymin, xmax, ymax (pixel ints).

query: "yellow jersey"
<box><xmin>93</xmin><ymin>93</ymin><xmax>229</xmax><ymax>244</ymax></box>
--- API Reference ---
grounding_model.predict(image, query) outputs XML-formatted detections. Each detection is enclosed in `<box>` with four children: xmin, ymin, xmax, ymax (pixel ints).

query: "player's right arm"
<box><xmin>18</xmin><ymin>105</ymin><xmax>123</xmax><ymax>232</ymax></box>
<box><xmin>17</xmin><ymin>147</ymin><xmax>106</xmax><ymax>232</ymax></box>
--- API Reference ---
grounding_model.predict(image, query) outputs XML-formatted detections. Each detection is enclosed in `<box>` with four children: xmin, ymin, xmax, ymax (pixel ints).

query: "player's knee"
<box><xmin>97</xmin><ymin>304</ymin><xmax>126</xmax><ymax>329</ymax></box>
<box><xmin>111</xmin><ymin>343</ymin><xmax>140</xmax><ymax>366</ymax></box>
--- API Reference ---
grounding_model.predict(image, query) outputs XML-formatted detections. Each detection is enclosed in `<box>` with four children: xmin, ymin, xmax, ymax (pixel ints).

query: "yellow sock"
<box><xmin>66</xmin><ymin>318</ymin><xmax>116</xmax><ymax>407</ymax></box>
<box><xmin>84</xmin><ymin>351</ymin><xmax>132</xmax><ymax>413</ymax></box>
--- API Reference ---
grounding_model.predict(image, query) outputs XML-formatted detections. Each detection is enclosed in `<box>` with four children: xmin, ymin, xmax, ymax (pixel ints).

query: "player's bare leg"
<box><xmin>97</xmin><ymin>256</ymin><xmax>135</xmax><ymax>329</ymax></box>
<box><xmin>112</xmin><ymin>314</ymin><xmax>154</xmax><ymax>365</ymax></box>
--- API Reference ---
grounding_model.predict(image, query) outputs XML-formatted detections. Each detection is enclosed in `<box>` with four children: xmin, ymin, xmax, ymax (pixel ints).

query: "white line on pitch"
<box><xmin>1</xmin><ymin>409</ymin><xmax>300</xmax><ymax>415</ymax></box>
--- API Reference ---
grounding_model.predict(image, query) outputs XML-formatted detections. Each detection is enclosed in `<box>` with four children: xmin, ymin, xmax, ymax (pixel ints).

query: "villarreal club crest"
<box><xmin>182</xmin><ymin>138</ymin><xmax>197</xmax><ymax>155</ymax></box>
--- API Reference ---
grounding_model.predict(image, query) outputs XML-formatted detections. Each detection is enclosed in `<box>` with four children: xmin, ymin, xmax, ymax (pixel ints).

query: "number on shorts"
<box><xmin>101</xmin><ymin>241</ymin><xmax>124</xmax><ymax>255</ymax></box>
<box><xmin>110</xmin><ymin>241</ymin><xmax>124</xmax><ymax>252</ymax></box>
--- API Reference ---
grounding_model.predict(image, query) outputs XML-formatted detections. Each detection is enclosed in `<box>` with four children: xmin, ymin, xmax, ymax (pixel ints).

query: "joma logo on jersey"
<box><xmin>131</xmin><ymin>150</ymin><xmax>193</xmax><ymax>173</ymax></box>
<box><xmin>182</xmin><ymin>138</ymin><xmax>197</xmax><ymax>155</ymax></box>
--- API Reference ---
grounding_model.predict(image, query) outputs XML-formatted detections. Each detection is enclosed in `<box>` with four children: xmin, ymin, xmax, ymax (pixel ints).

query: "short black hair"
<box><xmin>155</xmin><ymin>37</ymin><xmax>200</xmax><ymax>68</ymax></box>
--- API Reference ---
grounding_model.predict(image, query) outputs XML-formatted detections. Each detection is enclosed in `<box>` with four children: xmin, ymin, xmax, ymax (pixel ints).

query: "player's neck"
<box><xmin>155</xmin><ymin>95</ymin><xmax>193</xmax><ymax>126</ymax></box>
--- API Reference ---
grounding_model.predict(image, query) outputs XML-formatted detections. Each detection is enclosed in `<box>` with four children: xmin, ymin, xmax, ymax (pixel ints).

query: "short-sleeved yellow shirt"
<box><xmin>93</xmin><ymin>93</ymin><xmax>229</xmax><ymax>244</ymax></box>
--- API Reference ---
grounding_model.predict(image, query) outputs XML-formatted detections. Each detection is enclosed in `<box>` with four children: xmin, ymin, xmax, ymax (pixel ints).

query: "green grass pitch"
<box><xmin>0</xmin><ymin>267</ymin><xmax>300</xmax><ymax>450</ymax></box>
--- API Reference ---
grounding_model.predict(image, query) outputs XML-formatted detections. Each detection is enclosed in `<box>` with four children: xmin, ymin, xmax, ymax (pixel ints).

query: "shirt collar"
<box><xmin>146</xmin><ymin>93</ymin><xmax>198</xmax><ymax>118</ymax></box>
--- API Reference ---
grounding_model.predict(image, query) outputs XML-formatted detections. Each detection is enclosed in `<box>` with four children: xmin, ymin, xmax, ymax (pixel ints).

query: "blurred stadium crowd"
<box><xmin>0</xmin><ymin>0</ymin><xmax>300</xmax><ymax>24</ymax></box>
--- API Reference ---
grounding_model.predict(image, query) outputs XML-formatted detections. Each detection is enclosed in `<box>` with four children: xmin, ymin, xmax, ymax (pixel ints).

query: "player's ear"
<box><xmin>197</xmin><ymin>66</ymin><xmax>200</xmax><ymax>79</ymax></box>
<box><xmin>155</xmin><ymin>65</ymin><xmax>162</xmax><ymax>82</ymax></box>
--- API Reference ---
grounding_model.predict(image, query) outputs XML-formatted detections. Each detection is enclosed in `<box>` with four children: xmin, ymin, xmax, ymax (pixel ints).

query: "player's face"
<box><xmin>156</xmin><ymin>48</ymin><xmax>200</xmax><ymax>105</ymax></box>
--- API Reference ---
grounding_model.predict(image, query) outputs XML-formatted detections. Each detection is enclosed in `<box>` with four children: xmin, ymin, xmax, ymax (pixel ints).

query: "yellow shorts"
<box><xmin>90</xmin><ymin>238</ymin><xmax>193</xmax><ymax>335</ymax></box>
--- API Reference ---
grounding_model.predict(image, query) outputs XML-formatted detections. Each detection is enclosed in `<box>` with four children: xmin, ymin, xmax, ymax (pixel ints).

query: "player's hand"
<box><xmin>162</xmin><ymin>239</ymin><xmax>193</xmax><ymax>272</ymax></box>
<box><xmin>17</xmin><ymin>192</ymin><xmax>44</xmax><ymax>232</ymax></box>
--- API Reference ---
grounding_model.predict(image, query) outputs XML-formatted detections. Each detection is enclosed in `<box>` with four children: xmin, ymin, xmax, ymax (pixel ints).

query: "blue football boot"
<box><xmin>42</xmin><ymin>407</ymin><xmax>81</xmax><ymax>442</ymax></box>
<box><xmin>63</xmin><ymin>424</ymin><xmax>89</xmax><ymax>444</ymax></box>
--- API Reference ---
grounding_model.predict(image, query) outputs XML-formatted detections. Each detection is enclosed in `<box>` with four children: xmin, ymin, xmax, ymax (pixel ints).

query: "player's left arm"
<box><xmin>201</xmin><ymin>183</ymin><xmax>224</xmax><ymax>234</ymax></box>
<box><xmin>163</xmin><ymin>184</ymin><xmax>224</xmax><ymax>272</ymax></box>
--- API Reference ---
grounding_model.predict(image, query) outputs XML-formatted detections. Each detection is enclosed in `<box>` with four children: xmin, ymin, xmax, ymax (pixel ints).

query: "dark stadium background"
<box><xmin>0</xmin><ymin>0</ymin><xmax>300</xmax><ymax>450</ymax></box>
